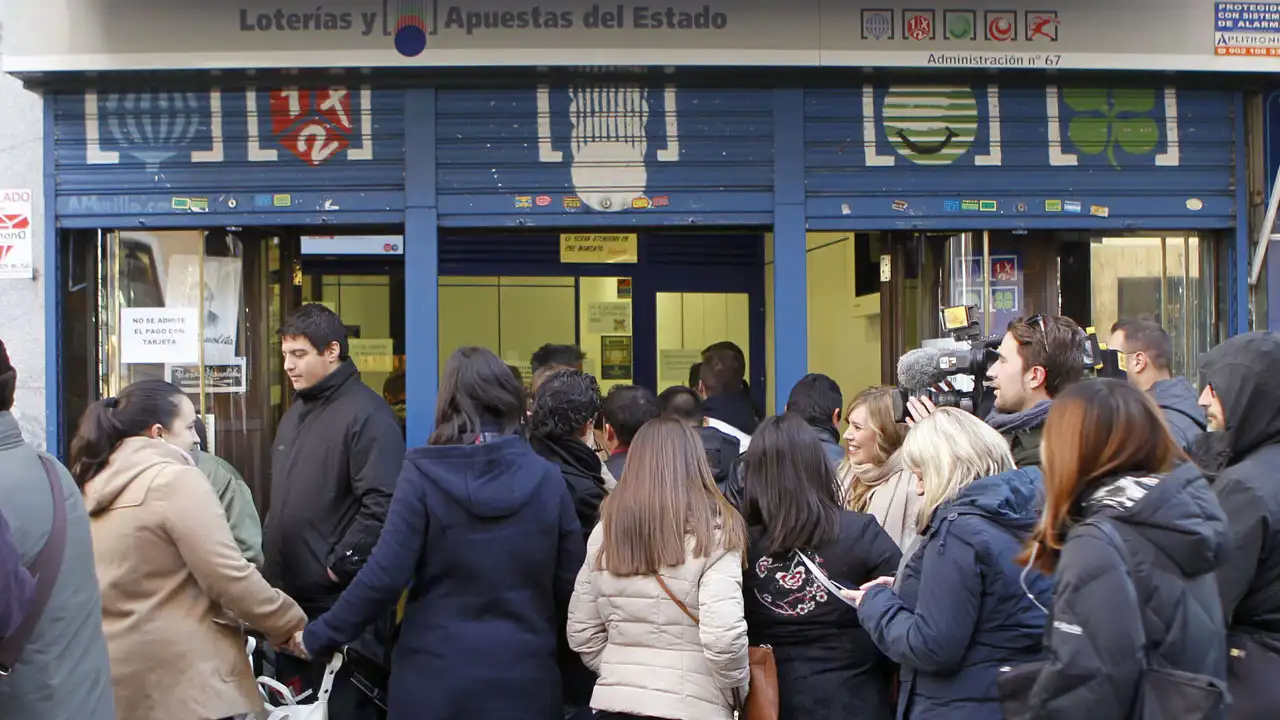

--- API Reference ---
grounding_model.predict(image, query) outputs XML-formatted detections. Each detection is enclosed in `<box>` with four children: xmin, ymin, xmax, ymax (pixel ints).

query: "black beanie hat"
<box><xmin>0</xmin><ymin>338</ymin><xmax>14</xmax><ymax>412</ymax></box>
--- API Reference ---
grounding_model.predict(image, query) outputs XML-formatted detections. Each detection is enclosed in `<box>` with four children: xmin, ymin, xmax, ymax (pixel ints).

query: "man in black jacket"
<box><xmin>266</xmin><ymin>304</ymin><xmax>405</xmax><ymax>719</ymax></box>
<box><xmin>658</xmin><ymin>386</ymin><xmax>741</xmax><ymax>496</ymax></box>
<box><xmin>1109</xmin><ymin>318</ymin><xmax>1206</xmax><ymax>451</ymax></box>
<box><xmin>1192</xmin><ymin>332</ymin><xmax>1280</xmax><ymax>712</ymax></box>
<box><xmin>698</xmin><ymin>344</ymin><xmax>757</xmax><ymax>451</ymax></box>
<box><xmin>783</xmin><ymin>373</ymin><xmax>845</xmax><ymax>469</ymax></box>
<box><xmin>528</xmin><ymin>367</ymin><xmax>604</xmax><ymax>720</ymax></box>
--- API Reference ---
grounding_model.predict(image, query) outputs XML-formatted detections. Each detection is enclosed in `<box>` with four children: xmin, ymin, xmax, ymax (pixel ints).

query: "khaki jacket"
<box><xmin>567</xmin><ymin>524</ymin><xmax>750</xmax><ymax>720</ymax></box>
<box><xmin>83</xmin><ymin>437</ymin><xmax>305</xmax><ymax>720</ymax></box>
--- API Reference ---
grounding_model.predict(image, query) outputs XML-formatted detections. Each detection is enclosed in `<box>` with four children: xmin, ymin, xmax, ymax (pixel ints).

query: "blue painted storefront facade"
<box><xmin>43</xmin><ymin>76</ymin><xmax>1245</xmax><ymax>450</ymax></box>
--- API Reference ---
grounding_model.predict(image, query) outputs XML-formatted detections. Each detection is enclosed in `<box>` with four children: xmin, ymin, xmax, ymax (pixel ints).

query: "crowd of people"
<box><xmin>0</xmin><ymin>305</ymin><xmax>1278</xmax><ymax>720</ymax></box>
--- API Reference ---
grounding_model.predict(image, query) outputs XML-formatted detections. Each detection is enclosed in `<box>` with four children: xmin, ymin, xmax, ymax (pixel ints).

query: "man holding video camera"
<box><xmin>907</xmin><ymin>314</ymin><xmax>1085</xmax><ymax>469</ymax></box>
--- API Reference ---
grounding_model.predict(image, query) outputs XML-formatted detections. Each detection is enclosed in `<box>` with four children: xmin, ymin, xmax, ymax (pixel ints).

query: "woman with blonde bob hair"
<box><xmin>842</xmin><ymin>408</ymin><xmax>1052</xmax><ymax>719</ymax></box>
<box><xmin>1011</xmin><ymin>379</ymin><xmax>1229</xmax><ymax>717</ymax></box>
<box><xmin>839</xmin><ymin>387</ymin><xmax>922</xmax><ymax>550</ymax></box>
<box><xmin>568</xmin><ymin>417</ymin><xmax>750</xmax><ymax>720</ymax></box>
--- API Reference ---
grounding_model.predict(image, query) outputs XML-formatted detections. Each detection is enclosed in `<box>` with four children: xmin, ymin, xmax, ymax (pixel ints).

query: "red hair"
<box><xmin>1018</xmin><ymin>379</ymin><xmax>1184</xmax><ymax>573</ymax></box>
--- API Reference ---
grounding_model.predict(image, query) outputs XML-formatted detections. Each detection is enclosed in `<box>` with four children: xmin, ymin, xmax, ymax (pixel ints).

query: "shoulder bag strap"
<box><xmin>0</xmin><ymin>455</ymin><xmax>69</xmax><ymax>676</ymax></box>
<box><xmin>655</xmin><ymin>574</ymin><xmax>699</xmax><ymax>625</ymax></box>
<box><xmin>1083</xmin><ymin>519</ymin><xmax>1151</xmax><ymax>659</ymax></box>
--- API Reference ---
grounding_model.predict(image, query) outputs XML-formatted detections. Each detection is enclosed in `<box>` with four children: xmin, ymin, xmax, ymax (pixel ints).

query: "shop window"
<box><xmin>1090</xmin><ymin>234</ymin><xmax>1214</xmax><ymax>379</ymax></box>
<box><xmin>888</xmin><ymin>230</ymin><xmax>1216</xmax><ymax>383</ymax></box>
<box><xmin>437</xmin><ymin>276</ymin><xmax>579</xmax><ymax>387</ymax></box>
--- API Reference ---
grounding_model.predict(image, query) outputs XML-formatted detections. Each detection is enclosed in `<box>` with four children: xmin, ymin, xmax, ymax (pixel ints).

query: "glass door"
<box><xmin>654</xmin><ymin>292</ymin><xmax>752</xmax><ymax>394</ymax></box>
<box><xmin>96</xmin><ymin>228</ymin><xmax>281</xmax><ymax>499</ymax></box>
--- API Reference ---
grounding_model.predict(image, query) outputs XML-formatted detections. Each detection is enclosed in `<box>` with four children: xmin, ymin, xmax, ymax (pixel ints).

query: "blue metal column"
<box><xmin>42</xmin><ymin>95</ymin><xmax>61</xmax><ymax>455</ymax></box>
<box><xmin>772</xmin><ymin>88</ymin><xmax>807</xmax><ymax>413</ymax></box>
<box><xmin>404</xmin><ymin>89</ymin><xmax>439</xmax><ymax>447</ymax></box>
<box><xmin>1235</xmin><ymin>91</ymin><xmax>1250</xmax><ymax>335</ymax></box>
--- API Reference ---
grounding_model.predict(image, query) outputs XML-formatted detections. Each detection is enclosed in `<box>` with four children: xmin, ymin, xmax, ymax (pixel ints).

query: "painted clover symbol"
<box><xmin>1064</xmin><ymin>88</ymin><xmax>1160</xmax><ymax>170</ymax></box>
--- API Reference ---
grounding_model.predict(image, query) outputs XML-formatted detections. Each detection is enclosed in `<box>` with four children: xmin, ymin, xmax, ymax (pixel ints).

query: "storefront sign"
<box><xmin>0</xmin><ymin>189</ymin><xmax>33</xmax><ymax>280</ymax></box>
<box><xmin>120</xmin><ymin>307</ymin><xmax>201</xmax><ymax>364</ymax></box>
<box><xmin>166</xmin><ymin>358</ymin><xmax>247</xmax><ymax>394</ymax></box>
<box><xmin>4</xmin><ymin>0</ymin><xmax>1276</xmax><ymax>73</ymax></box>
<box><xmin>301</xmin><ymin>235</ymin><xmax>404</xmax><ymax>255</ymax></box>
<box><xmin>560</xmin><ymin>234</ymin><xmax>638</xmax><ymax>264</ymax></box>
<box><xmin>587</xmin><ymin>302</ymin><xmax>633</xmax><ymax>334</ymax></box>
<box><xmin>349</xmin><ymin>338</ymin><xmax>396</xmax><ymax>372</ymax></box>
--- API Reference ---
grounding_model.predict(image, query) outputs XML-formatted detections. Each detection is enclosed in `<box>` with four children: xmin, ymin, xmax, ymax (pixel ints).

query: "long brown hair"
<box><xmin>597</xmin><ymin>417</ymin><xmax>747</xmax><ymax>576</ymax></box>
<box><xmin>1019</xmin><ymin>379</ymin><xmax>1183</xmax><ymax>573</ymax></box>
<box><xmin>840</xmin><ymin>387</ymin><xmax>909</xmax><ymax>511</ymax></box>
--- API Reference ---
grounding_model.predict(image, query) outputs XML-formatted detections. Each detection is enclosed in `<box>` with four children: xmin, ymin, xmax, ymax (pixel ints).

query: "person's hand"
<box><xmin>905</xmin><ymin>395</ymin><xmax>937</xmax><ymax>427</ymax></box>
<box><xmin>283</xmin><ymin>630</ymin><xmax>310</xmax><ymax>660</ymax></box>
<box><xmin>861</xmin><ymin>576</ymin><xmax>895</xmax><ymax>590</ymax></box>
<box><xmin>840</xmin><ymin>588</ymin><xmax>867</xmax><ymax>607</ymax></box>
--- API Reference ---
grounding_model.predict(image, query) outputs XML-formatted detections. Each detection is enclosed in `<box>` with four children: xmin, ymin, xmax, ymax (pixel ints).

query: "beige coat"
<box><xmin>83</xmin><ymin>437</ymin><xmax>306</xmax><ymax>720</ymax></box>
<box><xmin>567</xmin><ymin>523</ymin><xmax>750</xmax><ymax>720</ymax></box>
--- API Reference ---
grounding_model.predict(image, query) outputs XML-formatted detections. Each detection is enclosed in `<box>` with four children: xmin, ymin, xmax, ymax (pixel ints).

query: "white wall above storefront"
<box><xmin>2</xmin><ymin>0</ymin><xmax>1278</xmax><ymax>73</ymax></box>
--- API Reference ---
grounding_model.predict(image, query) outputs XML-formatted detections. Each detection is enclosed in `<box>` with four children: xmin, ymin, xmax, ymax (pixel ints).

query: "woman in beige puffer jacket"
<box><xmin>568</xmin><ymin>418</ymin><xmax>750</xmax><ymax>720</ymax></box>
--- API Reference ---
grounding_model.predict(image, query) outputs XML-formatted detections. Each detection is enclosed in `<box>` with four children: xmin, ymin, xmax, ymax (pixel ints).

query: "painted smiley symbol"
<box><xmin>896</xmin><ymin>127</ymin><xmax>958</xmax><ymax>155</ymax></box>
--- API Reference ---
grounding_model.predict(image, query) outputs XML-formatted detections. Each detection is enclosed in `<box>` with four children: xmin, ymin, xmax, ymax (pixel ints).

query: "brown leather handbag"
<box><xmin>656</xmin><ymin>574</ymin><xmax>779</xmax><ymax>720</ymax></box>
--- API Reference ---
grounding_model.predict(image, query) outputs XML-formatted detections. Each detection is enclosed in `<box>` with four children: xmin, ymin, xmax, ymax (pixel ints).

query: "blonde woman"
<box><xmin>841</xmin><ymin>408</ymin><xmax>1052</xmax><ymax>720</ymax></box>
<box><xmin>568</xmin><ymin>417</ymin><xmax>750</xmax><ymax>720</ymax></box>
<box><xmin>840</xmin><ymin>387</ymin><xmax>923</xmax><ymax>550</ymax></box>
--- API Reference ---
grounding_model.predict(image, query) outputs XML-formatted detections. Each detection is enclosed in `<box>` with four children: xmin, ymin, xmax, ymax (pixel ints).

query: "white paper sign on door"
<box><xmin>587</xmin><ymin>302</ymin><xmax>632</xmax><ymax>334</ymax></box>
<box><xmin>0</xmin><ymin>189</ymin><xmax>34</xmax><ymax>280</ymax></box>
<box><xmin>120</xmin><ymin>307</ymin><xmax>201</xmax><ymax>364</ymax></box>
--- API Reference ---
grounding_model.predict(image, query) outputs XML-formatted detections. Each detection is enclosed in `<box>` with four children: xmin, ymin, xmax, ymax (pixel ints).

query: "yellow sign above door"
<box><xmin>560</xmin><ymin>234</ymin><xmax>639</xmax><ymax>264</ymax></box>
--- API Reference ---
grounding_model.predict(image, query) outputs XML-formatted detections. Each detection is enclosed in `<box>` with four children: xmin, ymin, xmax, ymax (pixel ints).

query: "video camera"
<box><xmin>891</xmin><ymin>305</ymin><xmax>1123</xmax><ymax>424</ymax></box>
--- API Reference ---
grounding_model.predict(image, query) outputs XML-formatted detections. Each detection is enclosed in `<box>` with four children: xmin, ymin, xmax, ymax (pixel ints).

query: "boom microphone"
<box><xmin>896</xmin><ymin>347</ymin><xmax>950</xmax><ymax>392</ymax></box>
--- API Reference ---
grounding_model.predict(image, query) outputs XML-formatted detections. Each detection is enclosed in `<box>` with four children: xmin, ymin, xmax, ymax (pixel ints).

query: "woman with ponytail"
<box><xmin>70</xmin><ymin>379</ymin><xmax>306</xmax><ymax>720</ymax></box>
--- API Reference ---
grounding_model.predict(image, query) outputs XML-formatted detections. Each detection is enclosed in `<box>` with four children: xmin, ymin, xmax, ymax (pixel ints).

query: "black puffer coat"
<box><xmin>1023</xmin><ymin>464</ymin><xmax>1230</xmax><ymax>719</ymax></box>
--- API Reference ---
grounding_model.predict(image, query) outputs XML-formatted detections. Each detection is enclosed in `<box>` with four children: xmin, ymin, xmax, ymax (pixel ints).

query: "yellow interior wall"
<box><xmin>804</xmin><ymin>233</ymin><xmax>882</xmax><ymax>424</ymax></box>
<box><xmin>321</xmin><ymin>276</ymin><xmax>392</xmax><ymax>394</ymax></box>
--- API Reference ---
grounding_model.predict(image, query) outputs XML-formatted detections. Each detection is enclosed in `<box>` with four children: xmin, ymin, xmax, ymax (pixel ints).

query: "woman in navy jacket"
<box><xmin>299</xmin><ymin>346</ymin><xmax>586</xmax><ymax>719</ymax></box>
<box><xmin>844</xmin><ymin>408</ymin><xmax>1053</xmax><ymax>720</ymax></box>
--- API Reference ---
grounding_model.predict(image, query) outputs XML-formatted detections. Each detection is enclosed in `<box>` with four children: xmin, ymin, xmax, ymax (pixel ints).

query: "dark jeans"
<box><xmin>276</xmin><ymin>652</ymin><xmax>382</xmax><ymax>720</ymax></box>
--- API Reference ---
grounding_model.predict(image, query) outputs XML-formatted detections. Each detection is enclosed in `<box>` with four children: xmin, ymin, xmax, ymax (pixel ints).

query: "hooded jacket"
<box><xmin>0</xmin><ymin>411</ymin><xmax>116</xmax><ymax>720</ymax></box>
<box><xmin>1023</xmin><ymin>465</ymin><xmax>1229</xmax><ymax>719</ymax></box>
<box><xmin>1191</xmin><ymin>332</ymin><xmax>1280</xmax><ymax>653</ymax></box>
<box><xmin>304</xmin><ymin>431</ymin><xmax>584</xmax><ymax>720</ymax></box>
<box><xmin>265</xmin><ymin>360</ymin><xmax>405</xmax><ymax>616</ymax></box>
<box><xmin>857</xmin><ymin>468</ymin><xmax>1053</xmax><ymax>720</ymax></box>
<box><xmin>1149</xmin><ymin>377</ymin><xmax>1207</xmax><ymax>452</ymax></box>
<box><xmin>85</xmin><ymin>437</ymin><xmax>305</xmax><ymax>720</ymax></box>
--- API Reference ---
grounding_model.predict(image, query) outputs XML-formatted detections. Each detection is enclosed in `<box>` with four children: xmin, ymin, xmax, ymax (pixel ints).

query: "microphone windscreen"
<box><xmin>897</xmin><ymin>347</ymin><xmax>945</xmax><ymax>391</ymax></box>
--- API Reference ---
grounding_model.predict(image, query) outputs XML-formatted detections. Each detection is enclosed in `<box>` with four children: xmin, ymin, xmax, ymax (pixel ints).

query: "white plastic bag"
<box><xmin>258</xmin><ymin>650</ymin><xmax>342</xmax><ymax>720</ymax></box>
